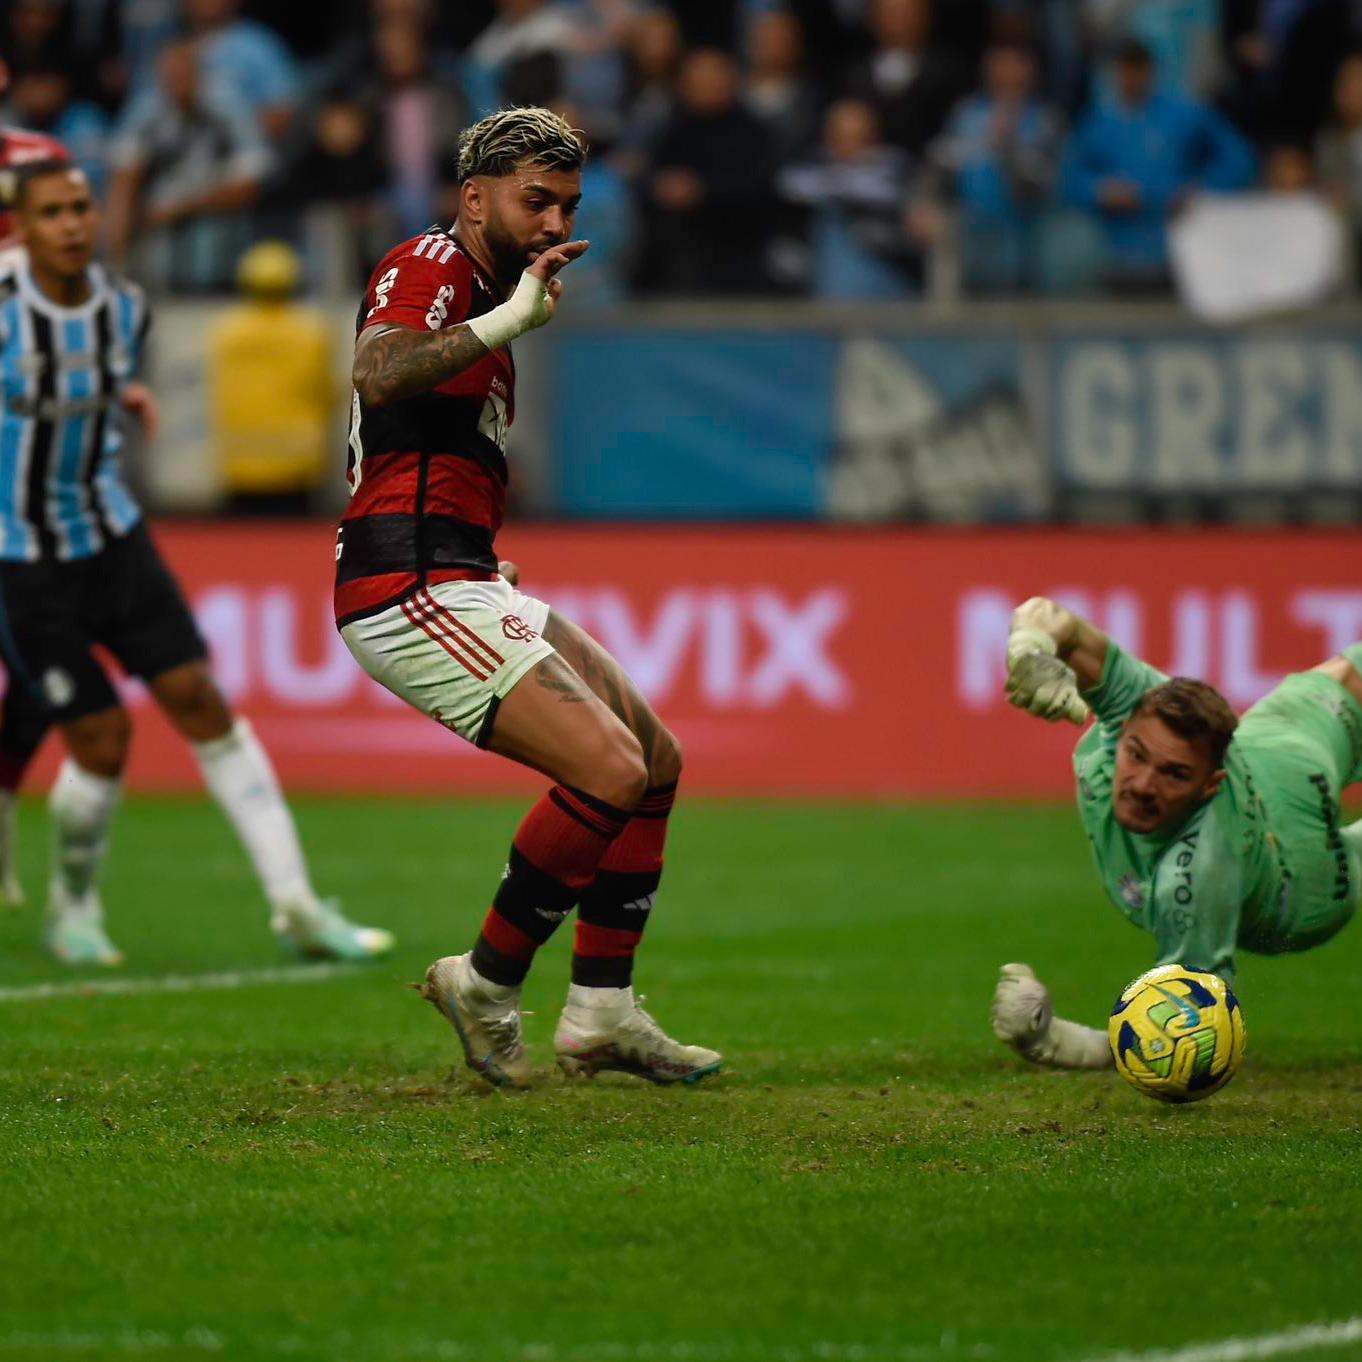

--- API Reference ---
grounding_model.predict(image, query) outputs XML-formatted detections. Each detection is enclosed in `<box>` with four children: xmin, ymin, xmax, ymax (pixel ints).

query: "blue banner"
<box><xmin>545</xmin><ymin>324</ymin><xmax>1362</xmax><ymax>520</ymax></box>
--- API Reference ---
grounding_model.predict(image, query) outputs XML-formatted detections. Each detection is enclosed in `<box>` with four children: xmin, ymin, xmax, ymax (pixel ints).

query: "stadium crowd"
<box><xmin>4</xmin><ymin>0</ymin><xmax>1362</xmax><ymax>298</ymax></box>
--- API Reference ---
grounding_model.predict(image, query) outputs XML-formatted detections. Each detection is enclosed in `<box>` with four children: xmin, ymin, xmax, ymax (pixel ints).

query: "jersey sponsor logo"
<box><xmin>1169</xmin><ymin>830</ymin><xmax>1198</xmax><ymax>906</ymax></box>
<box><xmin>501</xmin><ymin>614</ymin><xmax>538</xmax><ymax>642</ymax></box>
<box><xmin>479</xmin><ymin>392</ymin><xmax>508</xmax><ymax>451</ymax></box>
<box><xmin>1307</xmin><ymin>771</ymin><xmax>1351</xmax><ymax>902</ymax></box>
<box><xmin>425</xmin><ymin>283</ymin><xmax>456</xmax><ymax>331</ymax></box>
<box><xmin>18</xmin><ymin>347</ymin><xmax>132</xmax><ymax>377</ymax></box>
<box><xmin>367</xmin><ymin>266</ymin><xmax>399</xmax><ymax>318</ymax></box>
<box><xmin>6</xmin><ymin>392</ymin><xmax>119</xmax><ymax>420</ymax></box>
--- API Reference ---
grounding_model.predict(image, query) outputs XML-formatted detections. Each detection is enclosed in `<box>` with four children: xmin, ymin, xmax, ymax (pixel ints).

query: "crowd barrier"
<box><xmin>27</xmin><ymin>522</ymin><xmax>1362</xmax><ymax>799</ymax></box>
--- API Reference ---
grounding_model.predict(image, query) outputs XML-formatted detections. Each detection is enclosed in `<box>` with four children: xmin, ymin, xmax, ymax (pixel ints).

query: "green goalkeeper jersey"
<box><xmin>1073</xmin><ymin>645</ymin><xmax>1362</xmax><ymax>986</ymax></box>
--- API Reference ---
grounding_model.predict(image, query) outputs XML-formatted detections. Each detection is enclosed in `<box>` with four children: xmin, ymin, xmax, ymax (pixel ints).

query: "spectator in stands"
<box><xmin>290</xmin><ymin>91</ymin><xmax>391</xmax><ymax>286</ymax></box>
<box><xmin>63</xmin><ymin>0</ymin><xmax>128</xmax><ymax>111</ymax></box>
<box><xmin>463</xmin><ymin>0</ymin><xmax>580</xmax><ymax>118</ymax></box>
<box><xmin>1061</xmin><ymin>37</ymin><xmax>1256</xmax><ymax>290</ymax></box>
<box><xmin>106</xmin><ymin>37</ymin><xmax>270</xmax><ymax>293</ymax></box>
<box><xmin>744</xmin><ymin>8</ymin><xmax>823</xmax><ymax>164</ymax></box>
<box><xmin>1079</xmin><ymin>0</ymin><xmax>1224</xmax><ymax>101</ymax></box>
<box><xmin>182</xmin><ymin>0</ymin><xmax>300</xmax><ymax>143</ymax></box>
<box><xmin>913</xmin><ymin>37</ymin><xmax>1062</xmax><ymax>293</ymax></box>
<box><xmin>549</xmin><ymin>101</ymin><xmax>635</xmax><ymax>306</ymax></box>
<box><xmin>1263</xmin><ymin>138</ymin><xmax>1315</xmax><ymax>191</ymax></box>
<box><xmin>779</xmin><ymin>96</ymin><xmax>917</xmax><ymax>297</ymax></box>
<box><xmin>110</xmin><ymin>0</ymin><xmax>179</xmax><ymax>98</ymax></box>
<box><xmin>1222</xmin><ymin>0</ymin><xmax>1354</xmax><ymax>139</ymax></box>
<box><xmin>841</xmin><ymin>0</ymin><xmax>969</xmax><ymax>156</ymax></box>
<box><xmin>774</xmin><ymin>0</ymin><xmax>872</xmax><ymax>87</ymax></box>
<box><xmin>367</xmin><ymin>18</ymin><xmax>462</xmax><ymax>240</ymax></box>
<box><xmin>4</xmin><ymin>0</ymin><xmax>75</xmax><ymax>79</ymax></box>
<box><xmin>1315</xmin><ymin>51</ymin><xmax>1362</xmax><ymax>273</ymax></box>
<box><xmin>639</xmin><ymin>47</ymin><xmax>779</xmax><ymax>294</ymax></box>
<box><xmin>555</xmin><ymin>0</ymin><xmax>635</xmax><ymax>139</ymax></box>
<box><xmin>659</xmin><ymin>0</ymin><xmax>741</xmax><ymax>48</ymax></box>
<box><xmin>615</xmin><ymin>6</ymin><xmax>684</xmax><ymax>179</ymax></box>
<box><xmin>208</xmin><ymin>241</ymin><xmax>336</xmax><ymax>517</ymax></box>
<box><xmin>1</xmin><ymin>63</ymin><xmax>109</xmax><ymax>191</ymax></box>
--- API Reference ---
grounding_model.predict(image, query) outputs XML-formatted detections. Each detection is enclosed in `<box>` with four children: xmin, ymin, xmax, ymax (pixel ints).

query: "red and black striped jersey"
<box><xmin>334</xmin><ymin>228</ymin><xmax>516</xmax><ymax>627</ymax></box>
<box><xmin>0</xmin><ymin>128</ymin><xmax>70</xmax><ymax>247</ymax></box>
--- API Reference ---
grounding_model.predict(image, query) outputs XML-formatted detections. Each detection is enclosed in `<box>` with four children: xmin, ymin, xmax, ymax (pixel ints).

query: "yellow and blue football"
<box><xmin>1108</xmin><ymin>965</ymin><xmax>1246</xmax><ymax>1104</ymax></box>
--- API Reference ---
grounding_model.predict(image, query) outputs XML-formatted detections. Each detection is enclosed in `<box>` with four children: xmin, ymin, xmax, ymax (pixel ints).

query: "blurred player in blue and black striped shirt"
<box><xmin>0</xmin><ymin>160</ymin><xmax>392</xmax><ymax>967</ymax></box>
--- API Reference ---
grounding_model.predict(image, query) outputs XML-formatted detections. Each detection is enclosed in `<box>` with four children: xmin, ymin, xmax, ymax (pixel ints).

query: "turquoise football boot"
<box><xmin>273</xmin><ymin>899</ymin><xmax>394</xmax><ymax>961</ymax></box>
<box><xmin>44</xmin><ymin>891</ymin><xmax>124</xmax><ymax>967</ymax></box>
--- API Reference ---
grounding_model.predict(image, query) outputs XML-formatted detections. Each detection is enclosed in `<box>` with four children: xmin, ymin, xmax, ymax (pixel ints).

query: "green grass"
<box><xmin>2</xmin><ymin>798</ymin><xmax>1361</xmax><ymax>1362</ymax></box>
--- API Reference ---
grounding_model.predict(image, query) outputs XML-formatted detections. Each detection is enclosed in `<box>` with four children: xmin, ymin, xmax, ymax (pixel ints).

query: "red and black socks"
<box><xmin>470</xmin><ymin>785</ymin><xmax>630</xmax><ymax>988</ymax></box>
<box><xmin>572</xmin><ymin>781</ymin><xmax>677</xmax><ymax>990</ymax></box>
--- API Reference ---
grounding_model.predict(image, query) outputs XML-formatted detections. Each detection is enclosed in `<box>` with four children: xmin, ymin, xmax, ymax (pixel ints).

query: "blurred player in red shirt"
<box><xmin>0</xmin><ymin>57</ymin><xmax>70</xmax><ymax>255</ymax></box>
<box><xmin>340</xmin><ymin>106</ymin><xmax>720</xmax><ymax>1088</ymax></box>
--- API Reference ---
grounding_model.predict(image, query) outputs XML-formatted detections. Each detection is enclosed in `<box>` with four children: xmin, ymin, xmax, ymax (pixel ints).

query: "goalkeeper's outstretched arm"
<box><xmin>1005</xmin><ymin>598</ymin><xmax>1111</xmax><ymax>725</ymax></box>
<box><xmin>990</xmin><ymin>963</ymin><xmax>1113</xmax><ymax>1070</ymax></box>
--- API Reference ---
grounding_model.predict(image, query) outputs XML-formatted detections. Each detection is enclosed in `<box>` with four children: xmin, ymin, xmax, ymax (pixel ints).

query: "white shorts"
<box><xmin>341</xmin><ymin>579</ymin><xmax>556</xmax><ymax>746</ymax></box>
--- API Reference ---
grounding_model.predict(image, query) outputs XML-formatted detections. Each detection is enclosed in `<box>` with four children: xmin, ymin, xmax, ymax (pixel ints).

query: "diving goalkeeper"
<box><xmin>990</xmin><ymin>597</ymin><xmax>1362</xmax><ymax>1070</ymax></box>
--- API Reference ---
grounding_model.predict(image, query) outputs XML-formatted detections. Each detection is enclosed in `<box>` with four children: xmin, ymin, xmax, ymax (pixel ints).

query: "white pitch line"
<box><xmin>0</xmin><ymin>962</ymin><xmax>364</xmax><ymax>1003</ymax></box>
<box><xmin>1070</xmin><ymin>1318</ymin><xmax>1362</xmax><ymax>1362</ymax></box>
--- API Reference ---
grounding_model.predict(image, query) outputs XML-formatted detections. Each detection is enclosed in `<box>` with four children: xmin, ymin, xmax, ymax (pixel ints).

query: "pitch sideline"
<box><xmin>0</xmin><ymin>961</ymin><xmax>364</xmax><ymax>1003</ymax></box>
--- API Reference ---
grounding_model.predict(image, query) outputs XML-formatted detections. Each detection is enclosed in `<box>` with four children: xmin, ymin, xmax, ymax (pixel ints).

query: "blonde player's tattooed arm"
<box><xmin>1011</xmin><ymin>597</ymin><xmax>1110</xmax><ymax>692</ymax></box>
<box><xmin>351</xmin><ymin>323</ymin><xmax>491</xmax><ymax>407</ymax></box>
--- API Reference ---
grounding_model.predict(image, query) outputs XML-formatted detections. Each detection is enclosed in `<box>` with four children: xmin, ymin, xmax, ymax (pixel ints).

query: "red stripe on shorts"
<box><xmin>401</xmin><ymin>596</ymin><xmax>492</xmax><ymax>681</ymax></box>
<box><xmin>419</xmin><ymin>588</ymin><xmax>506</xmax><ymax>667</ymax></box>
<box><xmin>408</xmin><ymin>592</ymin><xmax>504</xmax><ymax>679</ymax></box>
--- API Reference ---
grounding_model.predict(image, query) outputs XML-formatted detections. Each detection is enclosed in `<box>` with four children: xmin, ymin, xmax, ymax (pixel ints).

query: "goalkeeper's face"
<box><xmin>1113</xmin><ymin>715</ymin><xmax>1223</xmax><ymax>834</ymax></box>
<box><xmin>469</xmin><ymin>165</ymin><xmax>583</xmax><ymax>289</ymax></box>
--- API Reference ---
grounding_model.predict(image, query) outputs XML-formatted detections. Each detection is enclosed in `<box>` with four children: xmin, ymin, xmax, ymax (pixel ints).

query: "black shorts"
<box><xmin>0</xmin><ymin>521</ymin><xmax>208</xmax><ymax>723</ymax></box>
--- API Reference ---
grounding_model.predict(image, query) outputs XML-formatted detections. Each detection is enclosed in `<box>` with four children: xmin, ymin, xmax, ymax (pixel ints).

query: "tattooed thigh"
<box><xmin>532</xmin><ymin>652</ymin><xmax>593</xmax><ymax>703</ymax></box>
<box><xmin>544</xmin><ymin>611</ymin><xmax>663</xmax><ymax>770</ymax></box>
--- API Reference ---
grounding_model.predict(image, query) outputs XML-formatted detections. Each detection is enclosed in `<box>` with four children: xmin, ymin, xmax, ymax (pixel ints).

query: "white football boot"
<box><xmin>272</xmin><ymin>898</ymin><xmax>394</xmax><ymax>961</ymax></box>
<box><xmin>554</xmin><ymin>985</ymin><xmax>722</xmax><ymax>1085</ymax></box>
<box><xmin>419</xmin><ymin>953</ymin><xmax>534</xmax><ymax>1089</ymax></box>
<box><xmin>44</xmin><ymin>883</ymin><xmax>123</xmax><ymax>967</ymax></box>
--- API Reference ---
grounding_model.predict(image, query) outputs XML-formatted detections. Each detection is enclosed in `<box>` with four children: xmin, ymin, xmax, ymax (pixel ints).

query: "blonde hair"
<box><xmin>456</xmin><ymin>106</ymin><xmax>587</xmax><ymax>183</ymax></box>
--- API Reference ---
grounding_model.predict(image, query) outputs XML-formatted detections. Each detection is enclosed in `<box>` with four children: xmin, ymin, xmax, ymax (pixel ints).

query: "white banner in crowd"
<box><xmin>1171</xmin><ymin>192</ymin><xmax>1346</xmax><ymax>324</ymax></box>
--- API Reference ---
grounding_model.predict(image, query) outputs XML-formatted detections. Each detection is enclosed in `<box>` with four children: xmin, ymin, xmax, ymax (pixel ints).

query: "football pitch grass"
<box><xmin>2</xmin><ymin>798</ymin><xmax>1361</xmax><ymax>1362</ymax></box>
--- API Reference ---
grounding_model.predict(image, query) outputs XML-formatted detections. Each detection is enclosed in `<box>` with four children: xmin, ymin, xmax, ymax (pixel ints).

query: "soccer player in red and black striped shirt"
<box><xmin>339</xmin><ymin>107</ymin><xmax>719</xmax><ymax>1088</ymax></box>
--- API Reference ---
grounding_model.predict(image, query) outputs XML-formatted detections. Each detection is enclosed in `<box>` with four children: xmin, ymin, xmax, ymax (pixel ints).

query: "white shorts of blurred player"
<box><xmin>341</xmin><ymin>579</ymin><xmax>556</xmax><ymax>747</ymax></box>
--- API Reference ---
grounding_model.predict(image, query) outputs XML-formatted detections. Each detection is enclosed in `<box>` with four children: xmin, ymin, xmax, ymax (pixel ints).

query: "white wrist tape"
<box><xmin>465</xmin><ymin>270</ymin><xmax>552</xmax><ymax>352</ymax></box>
<box><xmin>1026</xmin><ymin>1018</ymin><xmax>1113</xmax><ymax>1070</ymax></box>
